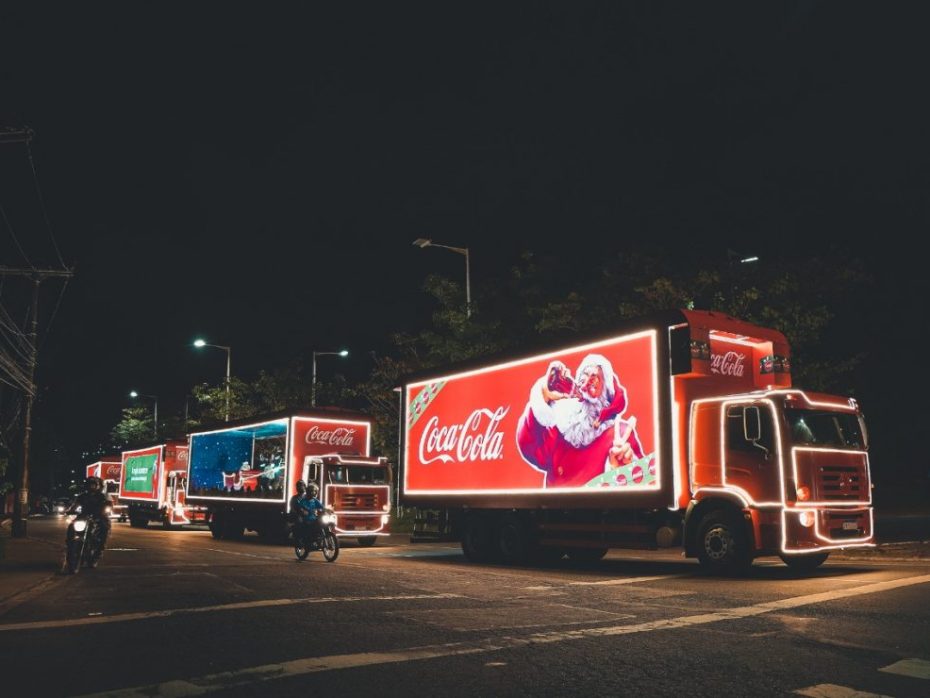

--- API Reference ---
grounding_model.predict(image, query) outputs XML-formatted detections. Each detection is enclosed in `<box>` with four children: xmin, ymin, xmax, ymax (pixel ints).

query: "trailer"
<box><xmin>401</xmin><ymin>309</ymin><xmax>874</xmax><ymax>573</ymax></box>
<box><xmin>85</xmin><ymin>459</ymin><xmax>126</xmax><ymax>521</ymax></box>
<box><xmin>185</xmin><ymin>411</ymin><xmax>391</xmax><ymax>544</ymax></box>
<box><xmin>119</xmin><ymin>442</ymin><xmax>208</xmax><ymax>528</ymax></box>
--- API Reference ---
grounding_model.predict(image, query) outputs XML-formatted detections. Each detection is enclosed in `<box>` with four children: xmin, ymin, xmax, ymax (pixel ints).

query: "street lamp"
<box><xmin>193</xmin><ymin>338</ymin><xmax>232</xmax><ymax>422</ymax></box>
<box><xmin>129</xmin><ymin>391</ymin><xmax>158</xmax><ymax>439</ymax></box>
<box><xmin>412</xmin><ymin>238</ymin><xmax>471</xmax><ymax>318</ymax></box>
<box><xmin>311</xmin><ymin>349</ymin><xmax>349</xmax><ymax>407</ymax></box>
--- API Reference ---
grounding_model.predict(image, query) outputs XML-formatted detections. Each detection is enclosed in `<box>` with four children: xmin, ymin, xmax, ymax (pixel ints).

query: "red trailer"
<box><xmin>119</xmin><ymin>442</ymin><xmax>207</xmax><ymax>528</ymax></box>
<box><xmin>186</xmin><ymin>411</ymin><xmax>391</xmax><ymax>545</ymax></box>
<box><xmin>401</xmin><ymin>309</ymin><xmax>873</xmax><ymax>573</ymax></box>
<box><xmin>85</xmin><ymin>459</ymin><xmax>125</xmax><ymax>521</ymax></box>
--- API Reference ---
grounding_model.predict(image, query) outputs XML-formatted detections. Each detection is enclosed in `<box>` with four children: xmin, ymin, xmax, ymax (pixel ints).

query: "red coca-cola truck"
<box><xmin>401</xmin><ymin>309</ymin><xmax>874</xmax><ymax>573</ymax></box>
<box><xmin>119</xmin><ymin>442</ymin><xmax>208</xmax><ymax>528</ymax></box>
<box><xmin>185</xmin><ymin>411</ymin><xmax>391</xmax><ymax>545</ymax></box>
<box><xmin>85</xmin><ymin>459</ymin><xmax>126</xmax><ymax>521</ymax></box>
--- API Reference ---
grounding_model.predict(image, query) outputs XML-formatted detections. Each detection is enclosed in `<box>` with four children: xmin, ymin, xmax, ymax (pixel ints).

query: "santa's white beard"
<box><xmin>552</xmin><ymin>393</ymin><xmax>612</xmax><ymax>448</ymax></box>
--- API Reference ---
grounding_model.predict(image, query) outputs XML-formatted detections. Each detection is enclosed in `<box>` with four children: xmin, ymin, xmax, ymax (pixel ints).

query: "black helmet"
<box><xmin>295</xmin><ymin>480</ymin><xmax>307</xmax><ymax>493</ymax></box>
<box><xmin>307</xmin><ymin>483</ymin><xmax>319</xmax><ymax>498</ymax></box>
<box><xmin>86</xmin><ymin>476</ymin><xmax>101</xmax><ymax>491</ymax></box>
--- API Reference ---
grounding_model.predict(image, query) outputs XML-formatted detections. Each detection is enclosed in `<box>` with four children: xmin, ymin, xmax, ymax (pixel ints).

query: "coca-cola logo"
<box><xmin>418</xmin><ymin>406</ymin><xmax>509</xmax><ymax>465</ymax></box>
<box><xmin>710</xmin><ymin>351</ymin><xmax>747</xmax><ymax>377</ymax></box>
<box><xmin>305</xmin><ymin>425</ymin><xmax>358</xmax><ymax>447</ymax></box>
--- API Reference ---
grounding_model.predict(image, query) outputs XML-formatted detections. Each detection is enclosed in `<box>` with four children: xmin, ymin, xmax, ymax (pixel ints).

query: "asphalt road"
<box><xmin>2</xmin><ymin>518</ymin><xmax>929</xmax><ymax>697</ymax></box>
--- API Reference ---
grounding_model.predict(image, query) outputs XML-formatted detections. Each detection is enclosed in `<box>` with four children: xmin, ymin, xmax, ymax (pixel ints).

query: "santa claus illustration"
<box><xmin>516</xmin><ymin>354</ymin><xmax>644</xmax><ymax>487</ymax></box>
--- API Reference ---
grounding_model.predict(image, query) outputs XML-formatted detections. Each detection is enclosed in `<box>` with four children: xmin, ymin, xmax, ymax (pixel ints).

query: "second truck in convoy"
<box><xmin>401</xmin><ymin>309</ymin><xmax>873</xmax><ymax>573</ymax></box>
<box><xmin>185</xmin><ymin>410</ymin><xmax>391</xmax><ymax>545</ymax></box>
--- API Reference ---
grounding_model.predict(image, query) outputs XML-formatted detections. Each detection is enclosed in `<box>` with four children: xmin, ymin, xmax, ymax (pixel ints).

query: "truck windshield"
<box><xmin>347</xmin><ymin>466</ymin><xmax>388</xmax><ymax>484</ymax></box>
<box><xmin>784</xmin><ymin>408</ymin><xmax>867</xmax><ymax>449</ymax></box>
<box><xmin>326</xmin><ymin>466</ymin><xmax>389</xmax><ymax>484</ymax></box>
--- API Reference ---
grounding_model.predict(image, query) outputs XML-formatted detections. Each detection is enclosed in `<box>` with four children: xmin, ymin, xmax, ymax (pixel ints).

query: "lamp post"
<box><xmin>129</xmin><ymin>391</ymin><xmax>158</xmax><ymax>439</ymax></box>
<box><xmin>311</xmin><ymin>350</ymin><xmax>348</xmax><ymax>407</ymax></box>
<box><xmin>412</xmin><ymin>238</ymin><xmax>471</xmax><ymax>318</ymax></box>
<box><xmin>193</xmin><ymin>339</ymin><xmax>232</xmax><ymax>422</ymax></box>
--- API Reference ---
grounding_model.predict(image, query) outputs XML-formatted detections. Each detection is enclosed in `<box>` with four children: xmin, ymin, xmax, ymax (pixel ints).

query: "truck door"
<box><xmin>724</xmin><ymin>402</ymin><xmax>781</xmax><ymax>504</ymax></box>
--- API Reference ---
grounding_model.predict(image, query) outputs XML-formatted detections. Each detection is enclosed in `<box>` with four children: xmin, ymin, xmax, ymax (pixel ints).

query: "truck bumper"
<box><xmin>334</xmin><ymin>513</ymin><xmax>391</xmax><ymax>537</ymax></box>
<box><xmin>781</xmin><ymin>507</ymin><xmax>874</xmax><ymax>553</ymax></box>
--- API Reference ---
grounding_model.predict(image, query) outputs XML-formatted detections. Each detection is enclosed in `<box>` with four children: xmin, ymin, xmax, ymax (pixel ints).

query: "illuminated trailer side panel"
<box><xmin>403</xmin><ymin>328</ymin><xmax>674</xmax><ymax>509</ymax></box>
<box><xmin>120</xmin><ymin>446</ymin><xmax>164</xmax><ymax>503</ymax></box>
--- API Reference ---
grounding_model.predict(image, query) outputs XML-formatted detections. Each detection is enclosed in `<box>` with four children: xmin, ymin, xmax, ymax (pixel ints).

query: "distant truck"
<box><xmin>401</xmin><ymin>309</ymin><xmax>874</xmax><ymax>573</ymax></box>
<box><xmin>119</xmin><ymin>442</ymin><xmax>208</xmax><ymax>528</ymax></box>
<box><xmin>85</xmin><ymin>459</ymin><xmax>126</xmax><ymax>521</ymax></box>
<box><xmin>185</xmin><ymin>411</ymin><xmax>391</xmax><ymax>545</ymax></box>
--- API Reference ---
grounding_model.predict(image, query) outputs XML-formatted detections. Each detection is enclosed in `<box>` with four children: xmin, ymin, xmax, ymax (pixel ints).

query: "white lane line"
<box><xmin>879</xmin><ymin>658</ymin><xmax>930</xmax><ymax>679</ymax></box>
<box><xmin>794</xmin><ymin>684</ymin><xmax>891</xmax><ymax>697</ymax></box>
<box><xmin>77</xmin><ymin>573</ymin><xmax>930</xmax><ymax>698</ymax></box>
<box><xmin>0</xmin><ymin>593</ymin><xmax>462</xmax><ymax>633</ymax></box>
<box><xmin>568</xmin><ymin>574</ymin><xmax>690</xmax><ymax>586</ymax></box>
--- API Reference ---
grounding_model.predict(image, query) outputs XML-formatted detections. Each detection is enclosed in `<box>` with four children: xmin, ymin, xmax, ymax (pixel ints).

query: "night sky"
<box><xmin>1</xmin><ymin>4</ymin><xmax>928</xmax><ymax>482</ymax></box>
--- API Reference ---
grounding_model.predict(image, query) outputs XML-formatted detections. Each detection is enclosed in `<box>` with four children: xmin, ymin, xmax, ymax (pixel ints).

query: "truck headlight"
<box><xmin>321</xmin><ymin>513</ymin><xmax>336</xmax><ymax>526</ymax></box>
<box><xmin>799</xmin><ymin>511</ymin><xmax>815</xmax><ymax>528</ymax></box>
<box><xmin>796</xmin><ymin>485</ymin><xmax>811</xmax><ymax>502</ymax></box>
<box><xmin>72</xmin><ymin>520</ymin><xmax>87</xmax><ymax>532</ymax></box>
<box><xmin>381</xmin><ymin>514</ymin><xmax>390</xmax><ymax>525</ymax></box>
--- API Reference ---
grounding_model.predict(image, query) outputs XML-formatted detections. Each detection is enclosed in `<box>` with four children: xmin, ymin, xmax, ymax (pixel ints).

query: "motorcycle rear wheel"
<box><xmin>322</xmin><ymin>531</ymin><xmax>339</xmax><ymax>562</ymax></box>
<box><xmin>294</xmin><ymin>539</ymin><xmax>310</xmax><ymax>561</ymax></box>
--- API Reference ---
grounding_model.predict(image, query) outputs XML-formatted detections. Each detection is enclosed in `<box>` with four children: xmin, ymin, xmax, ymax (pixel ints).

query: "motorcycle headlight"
<box><xmin>320</xmin><ymin>513</ymin><xmax>336</xmax><ymax>526</ymax></box>
<box><xmin>72</xmin><ymin>520</ymin><xmax>87</xmax><ymax>532</ymax></box>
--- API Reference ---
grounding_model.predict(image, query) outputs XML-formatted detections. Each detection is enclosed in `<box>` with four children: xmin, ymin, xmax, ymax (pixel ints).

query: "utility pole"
<box><xmin>0</xmin><ymin>266</ymin><xmax>74</xmax><ymax>537</ymax></box>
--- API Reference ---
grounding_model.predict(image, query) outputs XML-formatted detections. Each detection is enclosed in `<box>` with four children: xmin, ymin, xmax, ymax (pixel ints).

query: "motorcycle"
<box><xmin>293</xmin><ymin>508</ymin><xmax>339</xmax><ymax>562</ymax></box>
<box><xmin>65</xmin><ymin>505</ymin><xmax>110</xmax><ymax>574</ymax></box>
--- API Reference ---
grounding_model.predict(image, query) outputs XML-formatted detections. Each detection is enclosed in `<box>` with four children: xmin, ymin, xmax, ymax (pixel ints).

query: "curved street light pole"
<box><xmin>311</xmin><ymin>350</ymin><xmax>349</xmax><ymax>407</ymax></box>
<box><xmin>193</xmin><ymin>340</ymin><xmax>232</xmax><ymax>421</ymax></box>
<box><xmin>412</xmin><ymin>238</ymin><xmax>471</xmax><ymax>318</ymax></box>
<box><xmin>129</xmin><ymin>391</ymin><xmax>158</xmax><ymax>439</ymax></box>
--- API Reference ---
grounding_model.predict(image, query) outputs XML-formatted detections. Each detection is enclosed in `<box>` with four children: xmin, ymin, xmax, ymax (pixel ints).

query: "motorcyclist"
<box><xmin>70</xmin><ymin>476</ymin><xmax>111</xmax><ymax>565</ymax></box>
<box><xmin>295</xmin><ymin>483</ymin><xmax>324</xmax><ymax>545</ymax></box>
<box><xmin>289</xmin><ymin>480</ymin><xmax>308</xmax><ymax>522</ymax></box>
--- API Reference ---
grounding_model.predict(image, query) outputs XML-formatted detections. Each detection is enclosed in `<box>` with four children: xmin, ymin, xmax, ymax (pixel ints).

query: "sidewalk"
<box><xmin>0</xmin><ymin>518</ymin><xmax>63</xmax><ymax>614</ymax></box>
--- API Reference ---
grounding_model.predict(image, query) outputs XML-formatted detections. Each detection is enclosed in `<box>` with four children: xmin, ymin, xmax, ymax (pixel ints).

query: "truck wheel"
<box><xmin>129</xmin><ymin>516</ymin><xmax>147</xmax><ymax>529</ymax></box>
<box><xmin>461</xmin><ymin>515</ymin><xmax>494</xmax><ymax>563</ymax></box>
<box><xmin>496</xmin><ymin>516</ymin><xmax>530</xmax><ymax>565</ymax></box>
<box><xmin>357</xmin><ymin>536</ymin><xmax>377</xmax><ymax>548</ymax></box>
<box><xmin>209</xmin><ymin>513</ymin><xmax>225</xmax><ymax>539</ymax></box>
<box><xmin>162</xmin><ymin>519</ymin><xmax>179</xmax><ymax>531</ymax></box>
<box><xmin>697</xmin><ymin>511</ymin><xmax>752</xmax><ymax>575</ymax></box>
<box><xmin>566</xmin><ymin>547</ymin><xmax>608</xmax><ymax>563</ymax></box>
<box><xmin>779</xmin><ymin>552</ymin><xmax>829</xmax><ymax>571</ymax></box>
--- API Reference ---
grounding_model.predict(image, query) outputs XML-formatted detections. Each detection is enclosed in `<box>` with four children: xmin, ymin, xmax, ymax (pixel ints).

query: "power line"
<box><xmin>0</xmin><ymin>202</ymin><xmax>35</xmax><ymax>269</ymax></box>
<box><xmin>24</xmin><ymin>138</ymin><xmax>68</xmax><ymax>270</ymax></box>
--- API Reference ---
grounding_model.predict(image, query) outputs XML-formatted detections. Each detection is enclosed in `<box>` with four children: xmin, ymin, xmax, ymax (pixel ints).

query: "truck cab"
<box><xmin>302</xmin><ymin>454</ymin><xmax>392</xmax><ymax>546</ymax></box>
<box><xmin>688</xmin><ymin>389</ymin><xmax>872</xmax><ymax>570</ymax></box>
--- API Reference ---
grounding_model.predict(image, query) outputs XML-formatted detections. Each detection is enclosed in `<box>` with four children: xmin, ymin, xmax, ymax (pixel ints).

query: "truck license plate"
<box><xmin>842</xmin><ymin>521</ymin><xmax>858</xmax><ymax>531</ymax></box>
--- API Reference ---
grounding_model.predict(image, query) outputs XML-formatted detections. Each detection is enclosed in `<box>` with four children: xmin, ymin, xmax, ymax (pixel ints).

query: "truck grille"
<box><xmin>818</xmin><ymin>466</ymin><xmax>864</xmax><ymax>501</ymax></box>
<box><xmin>338</xmin><ymin>493</ymin><xmax>377</xmax><ymax>511</ymax></box>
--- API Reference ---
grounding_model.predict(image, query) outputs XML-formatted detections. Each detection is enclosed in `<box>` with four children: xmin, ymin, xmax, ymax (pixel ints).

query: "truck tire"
<box><xmin>129</xmin><ymin>515</ymin><xmax>147</xmax><ymax>529</ymax></box>
<box><xmin>162</xmin><ymin>518</ymin><xmax>179</xmax><ymax>531</ymax></box>
<box><xmin>779</xmin><ymin>552</ymin><xmax>829</xmax><ymax>571</ymax></box>
<box><xmin>209</xmin><ymin>513</ymin><xmax>225</xmax><ymax>539</ymax></box>
<box><xmin>357</xmin><ymin>536</ymin><xmax>377</xmax><ymax>548</ymax></box>
<box><xmin>461</xmin><ymin>515</ymin><xmax>494</xmax><ymax>563</ymax></box>
<box><xmin>496</xmin><ymin>516</ymin><xmax>530</xmax><ymax>565</ymax></box>
<box><xmin>566</xmin><ymin>547</ymin><xmax>608</xmax><ymax>563</ymax></box>
<box><xmin>224</xmin><ymin>521</ymin><xmax>245</xmax><ymax>540</ymax></box>
<box><xmin>696</xmin><ymin>510</ymin><xmax>752</xmax><ymax>575</ymax></box>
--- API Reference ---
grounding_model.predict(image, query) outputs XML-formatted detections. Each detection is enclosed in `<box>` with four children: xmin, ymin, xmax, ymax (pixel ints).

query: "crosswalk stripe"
<box><xmin>794</xmin><ymin>684</ymin><xmax>891</xmax><ymax>697</ymax></box>
<box><xmin>879</xmin><ymin>658</ymin><xmax>930</xmax><ymax>680</ymax></box>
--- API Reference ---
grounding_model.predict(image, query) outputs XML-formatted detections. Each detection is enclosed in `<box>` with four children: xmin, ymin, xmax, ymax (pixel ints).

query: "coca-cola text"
<box><xmin>419</xmin><ymin>406</ymin><xmax>509</xmax><ymax>465</ymax></box>
<box><xmin>710</xmin><ymin>351</ymin><xmax>746</xmax><ymax>377</ymax></box>
<box><xmin>305</xmin><ymin>426</ymin><xmax>357</xmax><ymax>447</ymax></box>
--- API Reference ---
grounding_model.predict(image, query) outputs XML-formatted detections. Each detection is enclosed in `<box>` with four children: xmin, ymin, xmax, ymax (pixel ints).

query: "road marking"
<box><xmin>568</xmin><ymin>573</ymin><xmax>690</xmax><ymax>586</ymax></box>
<box><xmin>879</xmin><ymin>658</ymin><xmax>930</xmax><ymax>679</ymax></box>
<box><xmin>0</xmin><ymin>593</ymin><xmax>462</xmax><ymax>633</ymax></box>
<box><xmin>77</xmin><ymin>573</ymin><xmax>930</xmax><ymax>697</ymax></box>
<box><xmin>107</xmin><ymin>548</ymin><xmax>139</xmax><ymax>551</ymax></box>
<box><xmin>794</xmin><ymin>684</ymin><xmax>891</xmax><ymax>697</ymax></box>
